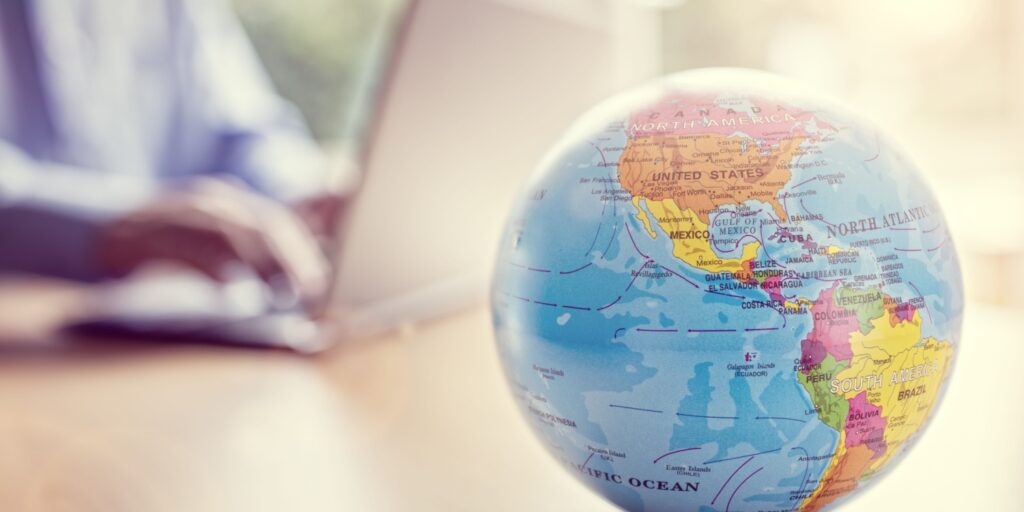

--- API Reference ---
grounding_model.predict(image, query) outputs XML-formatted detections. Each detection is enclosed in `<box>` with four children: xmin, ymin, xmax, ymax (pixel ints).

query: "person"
<box><xmin>0</xmin><ymin>0</ymin><xmax>348</xmax><ymax>306</ymax></box>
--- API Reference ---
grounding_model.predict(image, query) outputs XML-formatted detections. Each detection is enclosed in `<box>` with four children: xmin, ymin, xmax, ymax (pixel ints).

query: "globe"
<box><xmin>490</xmin><ymin>68</ymin><xmax>963</xmax><ymax>512</ymax></box>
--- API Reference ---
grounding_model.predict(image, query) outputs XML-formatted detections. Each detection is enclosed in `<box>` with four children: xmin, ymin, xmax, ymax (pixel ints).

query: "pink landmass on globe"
<box><xmin>802</xmin><ymin>282</ymin><xmax>858</xmax><ymax>367</ymax></box>
<box><xmin>760</xmin><ymin>275</ymin><xmax>787</xmax><ymax>304</ymax></box>
<box><xmin>626</xmin><ymin>92</ymin><xmax>836</xmax><ymax>147</ymax></box>
<box><xmin>844</xmin><ymin>392</ymin><xmax>888</xmax><ymax>459</ymax></box>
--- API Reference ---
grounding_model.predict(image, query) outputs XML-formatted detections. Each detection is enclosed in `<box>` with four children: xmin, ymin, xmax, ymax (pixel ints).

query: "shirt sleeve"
<box><xmin>0</xmin><ymin>142</ymin><xmax>158</xmax><ymax>282</ymax></box>
<box><xmin>177</xmin><ymin>0</ymin><xmax>337</xmax><ymax>204</ymax></box>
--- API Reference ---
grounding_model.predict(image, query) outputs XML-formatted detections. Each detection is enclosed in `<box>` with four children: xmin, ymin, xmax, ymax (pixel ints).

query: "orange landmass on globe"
<box><xmin>618</xmin><ymin>132</ymin><xmax>805</xmax><ymax>224</ymax></box>
<box><xmin>618</xmin><ymin>92</ymin><xmax>833</xmax><ymax>224</ymax></box>
<box><xmin>801</xmin><ymin>440</ymin><xmax>875</xmax><ymax>512</ymax></box>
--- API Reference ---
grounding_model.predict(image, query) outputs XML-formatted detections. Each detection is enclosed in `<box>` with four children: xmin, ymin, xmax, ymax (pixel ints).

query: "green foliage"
<box><xmin>232</xmin><ymin>0</ymin><xmax>404</xmax><ymax>140</ymax></box>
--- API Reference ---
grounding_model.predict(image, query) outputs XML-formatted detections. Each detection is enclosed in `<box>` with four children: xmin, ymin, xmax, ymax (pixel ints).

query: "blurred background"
<box><xmin>0</xmin><ymin>0</ymin><xmax>1019</xmax><ymax>510</ymax></box>
<box><xmin>232</xmin><ymin>0</ymin><xmax>404</xmax><ymax>142</ymax></box>
<box><xmin>234</xmin><ymin>0</ymin><xmax>1021</xmax><ymax>307</ymax></box>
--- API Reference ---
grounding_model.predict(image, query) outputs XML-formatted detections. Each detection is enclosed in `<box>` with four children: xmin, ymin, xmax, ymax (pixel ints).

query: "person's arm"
<box><xmin>0</xmin><ymin>142</ymin><xmax>158</xmax><ymax>282</ymax></box>
<box><xmin>0</xmin><ymin>141</ymin><xmax>329</xmax><ymax>305</ymax></box>
<box><xmin>0</xmin><ymin>0</ymin><xmax>337</xmax><ymax>295</ymax></box>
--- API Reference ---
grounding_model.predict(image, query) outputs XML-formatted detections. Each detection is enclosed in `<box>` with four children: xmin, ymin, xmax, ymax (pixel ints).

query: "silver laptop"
<box><xmin>63</xmin><ymin>0</ymin><xmax>624</xmax><ymax>352</ymax></box>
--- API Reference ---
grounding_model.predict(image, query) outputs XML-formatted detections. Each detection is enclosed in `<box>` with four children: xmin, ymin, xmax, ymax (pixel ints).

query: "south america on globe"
<box><xmin>490</xmin><ymin>68</ymin><xmax>962</xmax><ymax>512</ymax></box>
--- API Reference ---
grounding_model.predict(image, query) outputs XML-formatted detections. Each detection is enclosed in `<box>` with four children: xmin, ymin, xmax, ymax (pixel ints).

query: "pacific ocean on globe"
<box><xmin>489</xmin><ymin>68</ymin><xmax>963</xmax><ymax>512</ymax></box>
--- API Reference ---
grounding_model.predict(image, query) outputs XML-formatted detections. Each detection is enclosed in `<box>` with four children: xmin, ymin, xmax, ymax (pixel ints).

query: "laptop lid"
<box><xmin>330</xmin><ymin>0</ymin><xmax>623</xmax><ymax>334</ymax></box>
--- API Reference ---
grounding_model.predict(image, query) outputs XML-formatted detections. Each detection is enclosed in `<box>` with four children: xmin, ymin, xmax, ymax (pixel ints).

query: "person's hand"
<box><xmin>292</xmin><ymin>192</ymin><xmax>347</xmax><ymax>240</ymax></box>
<box><xmin>98</xmin><ymin>178</ymin><xmax>330</xmax><ymax>306</ymax></box>
<box><xmin>291</xmin><ymin>155</ymin><xmax>357</xmax><ymax>240</ymax></box>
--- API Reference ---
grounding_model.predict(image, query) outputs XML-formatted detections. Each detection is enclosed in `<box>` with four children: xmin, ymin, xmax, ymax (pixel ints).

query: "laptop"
<box><xmin>63</xmin><ymin>0</ymin><xmax>625</xmax><ymax>352</ymax></box>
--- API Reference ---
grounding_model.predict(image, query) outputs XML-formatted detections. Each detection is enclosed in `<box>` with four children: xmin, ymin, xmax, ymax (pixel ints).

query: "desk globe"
<box><xmin>490</xmin><ymin>68</ymin><xmax>962</xmax><ymax>512</ymax></box>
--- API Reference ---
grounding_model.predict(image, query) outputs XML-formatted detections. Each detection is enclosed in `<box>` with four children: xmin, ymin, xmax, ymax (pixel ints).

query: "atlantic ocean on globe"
<box><xmin>489</xmin><ymin>68</ymin><xmax>963</xmax><ymax>512</ymax></box>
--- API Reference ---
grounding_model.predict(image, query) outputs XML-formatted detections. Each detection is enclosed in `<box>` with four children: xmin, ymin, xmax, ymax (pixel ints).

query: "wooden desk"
<box><xmin>0</xmin><ymin>281</ymin><xmax>1018</xmax><ymax>511</ymax></box>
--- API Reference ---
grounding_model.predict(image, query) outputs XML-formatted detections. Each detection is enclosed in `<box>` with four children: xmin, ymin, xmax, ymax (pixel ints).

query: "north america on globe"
<box><xmin>491</xmin><ymin>68</ymin><xmax>963</xmax><ymax>512</ymax></box>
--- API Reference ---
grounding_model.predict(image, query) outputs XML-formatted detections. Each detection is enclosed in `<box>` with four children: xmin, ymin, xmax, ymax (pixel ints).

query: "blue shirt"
<box><xmin>0</xmin><ymin>0</ymin><xmax>331</xmax><ymax>281</ymax></box>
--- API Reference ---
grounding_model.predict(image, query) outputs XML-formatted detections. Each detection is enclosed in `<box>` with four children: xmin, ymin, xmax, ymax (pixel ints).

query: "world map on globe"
<box><xmin>490</xmin><ymin>69</ymin><xmax>963</xmax><ymax>512</ymax></box>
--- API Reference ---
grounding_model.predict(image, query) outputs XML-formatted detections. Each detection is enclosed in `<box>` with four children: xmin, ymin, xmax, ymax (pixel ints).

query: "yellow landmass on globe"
<box><xmin>846</xmin><ymin>310</ymin><xmax>924</xmax><ymax>364</ymax></box>
<box><xmin>632</xmin><ymin>197</ymin><xmax>657</xmax><ymax>239</ymax></box>
<box><xmin>831</xmin><ymin>312</ymin><xmax>952</xmax><ymax>404</ymax></box>
<box><xmin>642</xmin><ymin>198</ymin><xmax>759</xmax><ymax>273</ymax></box>
<box><xmin>863</xmin><ymin>337</ymin><xmax>954</xmax><ymax>476</ymax></box>
<box><xmin>826</xmin><ymin>334</ymin><xmax>953</xmax><ymax>478</ymax></box>
<box><xmin>785</xmin><ymin>297</ymin><xmax>813</xmax><ymax>313</ymax></box>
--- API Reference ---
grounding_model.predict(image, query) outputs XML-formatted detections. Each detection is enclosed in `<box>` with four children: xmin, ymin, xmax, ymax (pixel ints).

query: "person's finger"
<box><xmin>166</xmin><ymin>187</ymin><xmax>290</xmax><ymax>286</ymax></box>
<box><xmin>294</xmin><ymin>193</ymin><xmax>346</xmax><ymax>236</ymax></box>
<box><xmin>164</xmin><ymin>224</ymin><xmax>241</xmax><ymax>282</ymax></box>
<box><xmin>258</xmin><ymin>210</ymin><xmax>330</xmax><ymax>307</ymax></box>
<box><xmin>198</xmin><ymin>186</ymin><xmax>330</xmax><ymax>307</ymax></box>
<box><xmin>135</xmin><ymin>177</ymin><xmax>331</xmax><ymax>307</ymax></box>
<box><xmin>216</xmin><ymin>220</ymin><xmax>294</xmax><ymax>296</ymax></box>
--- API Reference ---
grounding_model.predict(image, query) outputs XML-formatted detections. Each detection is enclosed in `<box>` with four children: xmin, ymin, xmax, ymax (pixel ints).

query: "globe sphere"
<box><xmin>490</xmin><ymin>68</ymin><xmax>963</xmax><ymax>512</ymax></box>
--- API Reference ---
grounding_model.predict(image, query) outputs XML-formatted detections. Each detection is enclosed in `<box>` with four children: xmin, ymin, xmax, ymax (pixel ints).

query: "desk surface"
<box><xmin>0</xmin><ymin>282</ymin><xmax>1018</xmax><ymax>511</ymax></box>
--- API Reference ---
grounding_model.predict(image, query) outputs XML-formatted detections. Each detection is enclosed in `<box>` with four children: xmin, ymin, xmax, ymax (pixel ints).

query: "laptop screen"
<box><xmin>332</xmin><ymin>0</ymin><xmax>621</xmax><ymax>313</ymax></box>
